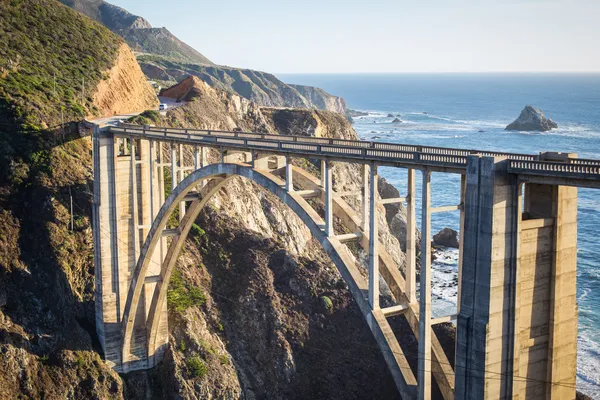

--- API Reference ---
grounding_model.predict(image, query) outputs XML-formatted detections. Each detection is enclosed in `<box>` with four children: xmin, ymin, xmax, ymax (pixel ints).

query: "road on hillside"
<box><xmin>90</xmin><ymin>96</ymin><xmax>186</xmax><ymax>127</ymax></box>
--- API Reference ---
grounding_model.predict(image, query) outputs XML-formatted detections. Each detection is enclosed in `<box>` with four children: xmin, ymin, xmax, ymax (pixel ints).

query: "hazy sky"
<box><xmin>113</xmin><ymin>0</ymin><xmax>599</xmax><ymax>73</ymax></box>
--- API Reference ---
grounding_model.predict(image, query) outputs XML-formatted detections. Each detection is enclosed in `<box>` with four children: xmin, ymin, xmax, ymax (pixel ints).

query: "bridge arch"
<box><xmin>119</xmin><ymin>163</ymin><xmax>402</xmax><ymax>385</ymax></box>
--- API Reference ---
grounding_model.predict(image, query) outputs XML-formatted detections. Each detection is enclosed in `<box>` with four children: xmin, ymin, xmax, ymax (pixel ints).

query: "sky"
<box><xmin>113</xmin><ymin>0</ymin><xmax>600</xmax><ymax>73</ymax></box>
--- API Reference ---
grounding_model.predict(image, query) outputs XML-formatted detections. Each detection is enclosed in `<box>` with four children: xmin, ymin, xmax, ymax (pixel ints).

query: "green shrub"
<box><xmin>127</xmin><ymin>110</ymin><xmax>162</xmax><ymax>126</ymax></box>
<box><xmin>186</xmin><ymin>355</ymin><xmax>207</xmax><ymax>378</ymax></box>
<box><xmin>320</xmin><ymin>296</ymin><xmax>333</xmax><ymax>313</ymax></box>
<box><xmin>167</xmin><ymin>269</ymin><xmax>206</xmax><ymax>314</ymax></box>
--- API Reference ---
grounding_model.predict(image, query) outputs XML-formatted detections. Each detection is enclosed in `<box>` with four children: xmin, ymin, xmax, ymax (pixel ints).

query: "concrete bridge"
<box><xmin>92</xmin><ymin>123</ymin><xmax>600</xmax><ymax>399</ymax></box>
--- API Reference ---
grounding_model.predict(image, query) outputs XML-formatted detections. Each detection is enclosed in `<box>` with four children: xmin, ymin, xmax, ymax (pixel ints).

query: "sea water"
<box><xmin>279</xmin><ymin>73</ymin><xmax>600</xmax><ymax>397</ymax></box>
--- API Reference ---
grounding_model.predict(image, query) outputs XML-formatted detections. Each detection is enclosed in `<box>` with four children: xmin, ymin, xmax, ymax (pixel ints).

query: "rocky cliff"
<box><xmin>93</xmin><ymin>43</ymin><xmax>159</xmax><ymax>117</ymax></box>
<box><xmin>148</xmin><ymin>59</ymin><xmax>349</xmax><ymax>115</ymax></box>
<box><xmin>290</xmin><ymin>84</ymin><xmax>348</xmax><ymax>114</ymax></box>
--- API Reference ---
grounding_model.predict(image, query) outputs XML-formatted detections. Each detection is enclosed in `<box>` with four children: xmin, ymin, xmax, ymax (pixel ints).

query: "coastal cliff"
<box><xmin>93</xmin><ymin>43</ymin><xmax>159</xmax><ymax>117</ymax></box>
<box><xmin>146</xmin><ymin>58</ymin><xmax>349</xmax><ymax>114</ymax></box>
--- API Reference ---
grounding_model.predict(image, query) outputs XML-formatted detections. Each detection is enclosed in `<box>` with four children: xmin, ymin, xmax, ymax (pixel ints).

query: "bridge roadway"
<box><xmin>95</xmin><ymin>122</ymin><xmax>590</xmax><ymax>399</ymax></box>
<box><xmin>110</xmin><ymin>123</ymin><xmax>600</xmax><ymax>188</ymax></box>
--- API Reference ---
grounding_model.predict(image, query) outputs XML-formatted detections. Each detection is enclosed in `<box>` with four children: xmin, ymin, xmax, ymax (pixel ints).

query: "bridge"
<box><xmin>91</xmin><ymin>122</ymin><xmax>600</xmax><ymax>399</ymax></box>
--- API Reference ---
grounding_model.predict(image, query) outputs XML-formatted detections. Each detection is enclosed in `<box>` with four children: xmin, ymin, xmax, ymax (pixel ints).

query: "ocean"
<box><xmin>279</xmin><ymin>73</ymin><xmax>600</xmax><ymax>397</ymax></box>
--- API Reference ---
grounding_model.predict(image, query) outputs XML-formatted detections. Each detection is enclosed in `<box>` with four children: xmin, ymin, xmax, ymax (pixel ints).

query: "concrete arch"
<box><xmin>120</xmin><ymin>163</ymin><xmax>415</xmax><ymax>397</ymax></box>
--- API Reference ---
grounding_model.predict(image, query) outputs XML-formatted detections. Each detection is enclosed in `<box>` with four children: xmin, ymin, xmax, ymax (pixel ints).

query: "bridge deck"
<box><xmin>108</xmin><ymin>124</ymin><xmax>600</xmax><ymax>187</ymax></box>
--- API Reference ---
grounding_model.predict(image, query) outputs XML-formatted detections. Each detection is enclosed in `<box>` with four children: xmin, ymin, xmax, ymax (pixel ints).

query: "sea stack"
<box><xmin>506</xmin><ymin>105</ymin><xmax>558</xmax><ymax>132</ymax></box>
<box><xmin>391</xmin><ymin>118</ymin><xmax>402</xmax><ymax>123</ymax></box>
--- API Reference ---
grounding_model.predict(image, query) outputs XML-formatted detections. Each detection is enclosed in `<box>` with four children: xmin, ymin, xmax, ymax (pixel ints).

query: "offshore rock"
<box><xmin>506</xmin><ymin>105</ymin><xmax>558</xmax><ymax>132</ymax></box>
<box><xmin>433</xmin><ymin>228</ymin><xmax>459</xmax><ymax>248</ymax></box>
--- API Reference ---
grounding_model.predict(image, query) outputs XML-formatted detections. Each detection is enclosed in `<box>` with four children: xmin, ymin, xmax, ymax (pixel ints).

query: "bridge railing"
<box><xmin>117</xmin><ymin>122</ymin><xmax>538</xmax><ymax>161</ymax></box>
<box><xmin>508</xmin><ymin>160</ymin><xmax>600</xmax><ymax>177</ymax></box>
<box><xmin>111</xmin><ymin>125</ymin><xmax>470</xmax><ymax>170</ymax></box>
<box><xmin>110</xmin><ymin>124</ymin><xmax>600</xmax><ymax>182</ymax></box>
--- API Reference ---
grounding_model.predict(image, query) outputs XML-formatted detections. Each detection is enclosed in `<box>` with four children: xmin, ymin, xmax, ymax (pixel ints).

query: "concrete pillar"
<box><xmin>368</xmin><ymin>163</ymin><xmax>379</xmax><ymax>309</ymax></box>
<box><xmin>456</xmin><ymin>156</ymin><xmax>519</xmax><ymax>400</ymax></box>
<box><xmin>406</xmin><ymin>168</ymin><xmax>417</xmax><ymax>304</ymax></box>
<box><xmin>324</xmin><ymin>160</ymin><xmax>334</xmax><ymax>237</ymax></box>
<box><xmin>286</xmin><ymin>156</ymin><xmax>293</xmax><ymax>192</ymax></box>
<box><xmin>418</xmin><ymin>170</ymin><xmax>432</xmax><ymax>400</ymax></box>
<box><xmin>321</xmin><ymin>159</ymin><xmax>327</xmax><ymax>189</ymax></box>
<box><xmin>253</xmin><ymin>152</ymin><xmax>270</xmax><ymax>171</ymax></box>
<box><xmin>457</xmin><ymin>174</ymin><xmax>466</xmax><ymax>310</ymax></box>
<box><xmin>130</xmin><ymin>138</ymin><xmax>140</xmax><ymax>260</ymax></box>
<box><xmin>93</xmin><ymin>128</ymin><xmax>122</xmax><ymax>369</ymax></box>
<box><xmin>170</xmin><ymin>143</ymin><xmax>176</xmax><ymax>192</ymax></box>
<box><xmin>516</xmin><ymin>178</ymin><xmax>578</xmax><ymax>400</ymax></box>
<box><xmin>178</xmin><ymin>144</ymin><xmax>185</xmax><ymax>220</ymax></box>
<box><xmin>362</xmin><ymin>164</ymin><xmax>369</xmax><ymax>234</ymax></box>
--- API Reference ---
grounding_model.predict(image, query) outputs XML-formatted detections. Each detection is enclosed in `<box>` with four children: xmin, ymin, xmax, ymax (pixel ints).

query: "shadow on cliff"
<box><xmin>193</xmin><ymin>208</ymin><xmax>401</xmax><ymax>400</ymax></box>
<box><xmin>0</xmin><ymin>115</ymin><xmax>102</xmax><ymax>360</ymax></box>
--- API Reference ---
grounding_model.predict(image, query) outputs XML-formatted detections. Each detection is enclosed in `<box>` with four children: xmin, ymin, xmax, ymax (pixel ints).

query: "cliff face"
<box><xmin>152</xmin><ymin>61</ymin><xmax>349</xmax><ymax>114</ymax></box>
<box><xmin>290</xmin><ymin>84</ymin><xmax>348</xmax><ymax>115</ymax></box>
<box><xmin>93</xmin><ymin>43</ymin><xmax>159</xmax><ymax>117</ymax></box>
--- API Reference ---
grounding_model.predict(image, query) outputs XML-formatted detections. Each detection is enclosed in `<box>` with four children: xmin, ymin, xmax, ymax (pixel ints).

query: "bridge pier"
<box><xmin>94</xmin><ymin>130</ymin><xmax>169</xmax><ymax>372</ymax></box>
<box><xmin>456</xmin><ymin>155</ymin><xmax>577</xmax><ymax>400</ymax></box>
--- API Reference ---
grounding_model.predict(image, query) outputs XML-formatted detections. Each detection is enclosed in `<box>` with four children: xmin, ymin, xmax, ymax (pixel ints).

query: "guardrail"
<box><xmin>110</xmin><ymin>126</ymin><xmax>470</xmax><ymax>170</ymax></box>
<box><xmin>116</xmin><ymin>122</ymin><xmax>538</xmax><ymax>161</ymax></box>
<box><xmin>109</xmin><ymin>124</ymin><xmax>600</xmax><ymax>182</ymax></box>
<box><xmin>508</xmin><ymin>160</ymin><xmax>600</xmax><ymax>177</ymax></box>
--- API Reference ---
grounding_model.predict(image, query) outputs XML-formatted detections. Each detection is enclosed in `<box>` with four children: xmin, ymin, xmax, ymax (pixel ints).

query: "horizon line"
<box><xmin>273</xmin><ymin>71</ymin><xmax>600</xmax><ymax>75</ymax></box>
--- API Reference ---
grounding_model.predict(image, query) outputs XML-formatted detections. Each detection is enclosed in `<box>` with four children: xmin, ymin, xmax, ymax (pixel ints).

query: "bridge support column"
<box><xmin>324</xmin><ymin>160</ymin><xmax>334</xmax><ymax>237</ymax></box>
<box><xmin>286</xmin><ymin>156</ymin><xmax>293</xmax><ymax>192</ymax></box>
<box><xmin>456</xmin><ymin>156</ymin><xmax>518</xmax><ymax>399</ymax></box>
<box><xmin>94</xmin><ymin>129</ymin><xmax>167</xmax><ymax>373</ymax></box>
<box><xmin>362</xmin><ymin>164</ymin><xmax>369</xmax><ymax>234</ymax></box>
<box><xmin>456</xmin><ymin>154</ymin><xmax>578</xmax><ymax>399</ymax></box>
<box><xmin>368</xmin><ymin>163</ymin><xmax>379</xmax><ymax>309</ymax></box>
<box><xmin>406</xmin><ymin>168</ymin><xmax>417</xmax><ymax>304</ymax></box>
<box><xmin>418</xmin><ymin>170</ymin><xmax>432</xmax><ymax>400</ymax></box>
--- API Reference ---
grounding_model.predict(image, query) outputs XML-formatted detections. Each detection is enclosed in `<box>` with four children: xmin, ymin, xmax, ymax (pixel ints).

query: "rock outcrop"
<box><xmin>146</xmin><ymin>62</ymin><xmax>349</xmax><ymax>114</ymax></box>
<box><xmin>92</xmin><ymin>43</ymin><xmax>159</xmax><ymax>117</ymax></box>
<box><xmin>433</xmin><ymin>228</ymin><xmax>459</xmax><ymax>248</ymax></box>
<box><xmin>290</xmin><ymin>84</ymin><xmax>348</xmax><ymax>114</ymax></box>
<box><xmin>392</xmin><ymin>118</ymin><xmax>401</xmax><ymax>123</ymax></box>
<box><xmin>506</xmin><ymin>105</ymin><xmax>558</xmax><ymax>132</ymax></box>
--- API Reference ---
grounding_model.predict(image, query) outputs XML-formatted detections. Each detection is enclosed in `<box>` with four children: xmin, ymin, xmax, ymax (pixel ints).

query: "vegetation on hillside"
<box><xmin>0</xmin><ymin>0</ymin><xmax>122</xmax><ymax>129</ymax></box>
<box><xmin>0</xmin><ymin>0</ymin><xmax>122</xmax><ymax>185</ymax></box>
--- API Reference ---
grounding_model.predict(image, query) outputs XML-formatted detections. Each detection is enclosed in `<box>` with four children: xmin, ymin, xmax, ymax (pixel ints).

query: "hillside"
<box><xmin>60</xmin><ymin>0</ymin><xmax>348</xmax><ymax>114</ymax></box>
<box><xmin>0</xmin><ymin>1</ymin><xmax>156</xmax><ymax>397</ymax></box>
<box><xmin>154</xmin><ymin>60</ymin><xmax>348</xmax><ymax>114</ymax></box>
<box><xmin>60</xmin><ymin>0</ymin><xmax>214</xmax><ymax>65</ymax></box>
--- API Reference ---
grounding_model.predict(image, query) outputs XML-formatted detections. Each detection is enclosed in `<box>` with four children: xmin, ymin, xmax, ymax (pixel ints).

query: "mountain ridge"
<box><xmin>59</xmin><ymin>0</ymin><xmax>214</xmax><ymax>65</ymax></box>
<box><xmin>61</xmin><ymin>0</ymin><xmax>348</xmax><ymax>115</ymax></box>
